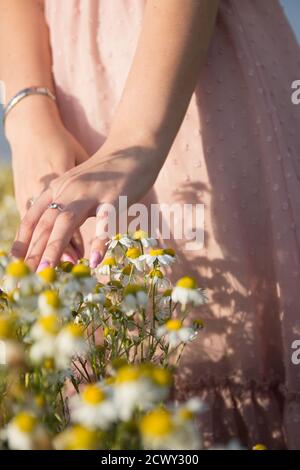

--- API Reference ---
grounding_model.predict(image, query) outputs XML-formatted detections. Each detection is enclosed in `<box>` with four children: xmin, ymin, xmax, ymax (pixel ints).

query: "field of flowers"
<box><xmin>0</xmin><ymin>168</ymin><xmax>213</xmax><ymax>450</ymax></box>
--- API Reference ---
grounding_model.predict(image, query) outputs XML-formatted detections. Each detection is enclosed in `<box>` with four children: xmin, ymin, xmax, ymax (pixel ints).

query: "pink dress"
<box><xmin>45</xmin><ymin>0</ymin><xmax>300</xmax><ymax>449</ymax></box>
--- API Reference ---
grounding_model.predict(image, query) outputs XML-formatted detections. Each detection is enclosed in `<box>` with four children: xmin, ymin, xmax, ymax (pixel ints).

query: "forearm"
<box><xmin>0</xmin><ymin>0</ymin><xmax>59</xmax><ymax>139</ymax></box>
<box><xmin>104</xmin><ymin>0</ymin><xmax>219</xmax><ymax>162</ymax></box>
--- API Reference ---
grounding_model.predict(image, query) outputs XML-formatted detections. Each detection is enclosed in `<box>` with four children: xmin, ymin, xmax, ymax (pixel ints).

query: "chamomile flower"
<box><xmin>113</xmin><ymin>365</ymin><xmax>170</xmax><ymax>421</ymax></box>
<box><xmin>115</xmin><ymin>265</ymin><xmax>136</xmax><ymax>285</ymax></box>
<box><xmin>55</xmin><ymin>323</ymin><xmax>88</xmax><ymax>369</ymax></box>
<box><xmin>158</xmin><ymin>288</ymin><xmax>172</xmax><ymax>309</ymax></box>
<box><xmin>29</xmin><ymin>313</ymin><xmax>60</xmax><ymax>364</ymax></box>
<box><xmin>125</xmin><ymin>247</ymin><xmax>144</xmax><ymax>271</ymax></box>
<box><xmin>70</xmin><ymin>383</ymin><xmax>116</xmax><ymax>429</ymax></box>
<box><xmin>3</xmin><ymin>259</ymin><xmax>35</xmax><ymax>294</ymax></box>
<box><xmin>4</xmin><ymin>411</ymin><xmax>50</xmax><ymax>450</ymax></box>
<box><xmin>60</xmin><ymin>264</ymin><xmax>96</xmax><ymax>306</ymax></box>
<box><xmin>53</xmin><ymin>425</ymin><xmax>99</xmax><ymax>450</ymax></box>
<box><xmin>171</xmin><ymin>276</ymin><xmax>207</xmax><ymax>308</ymax></box>
<box><xmin>157</xmin><ymin>319</ymin><xmax>197</xmax><ymax>348</ymax></box>
<box><xmin>38</xmin><ymin>266</ymin><xmax>57</xmax><ymax>285</ymax></box>
<box><xmin>97</xmin><ymin>256</ymin><xmax>117</xmax><ymax>276</ymax></box>
<box><xmin>141</xmin><ymin>248</ymin><xmax>175</xmax><ymax>268</ymax></box>
<box><xmin>38</xmin><ymin>290</ymin><xmax>60</xmax><ymax>315</ymax></box>
<box><xmin>106</xmin><ymin>233</ymin><xmax>133</xmax><ymax>251</ymax></box>
<box><xmin>0</xmin><ymin>314</ymin><xmax>24</xmax><ymax>366</ymax></box>
<box><xmin>175</xmin><ymin>398</ymin><xmax>205</xmax><ymax>423</ymax></box>
<box><xmin>133</xmin><ymin>230</ymin><xmax>157</xmax><ymax>248</ymax></box>
<box><xmin>122</xmin><ymin>284</ymin><xmax>148</xmax><ymax>316</ymax></box>
<box><xmin>140</xmin><ymin>406</ymin><xmax>201</xmax><ymax>450</ymax></box>
<box><xmin>149</xmin><ymin>268</ymin><xmax>170</xmax><ymax>289</ymax></box>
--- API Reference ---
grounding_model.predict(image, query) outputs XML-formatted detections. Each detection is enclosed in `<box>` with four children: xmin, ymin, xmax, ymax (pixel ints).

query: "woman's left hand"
<box><xmin>10</xmin><ymin>143</ymin><xmax>160</xmax><ymax>271</ymax></box>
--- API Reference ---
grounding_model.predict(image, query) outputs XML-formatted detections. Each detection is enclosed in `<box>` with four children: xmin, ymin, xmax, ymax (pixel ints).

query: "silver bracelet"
<box><xmin>2</xmin><ymin>86</ymin><xmax>56</xmax><ymax>125</ymax></box>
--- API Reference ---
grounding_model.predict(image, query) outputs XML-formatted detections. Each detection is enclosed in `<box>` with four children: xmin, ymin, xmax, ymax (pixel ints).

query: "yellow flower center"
<box><xmin>68</xmin><ymin>425</ymin><xmax>98</xmax><ymax>450</ymax></box>
<box><xmin>6</xmin><ymin>260</ymin><xmax>30</xmax><ymax>278</ymax></box>
<box><xmin>0</xmin><ymin>250</ymin><xmax>7</xmax><ymax>257</ymax></box>
<box><xmin>178</xmin><ymin>408</ymin><xmax>194</xmax><ymax>421</ymax></box>
<box><xmin>162</xmin><ymin>289</ymin><xmax>172</xmax><ymax>297</ymax></box>
<box><xmin>140</xmin><ymin>409</ymin><xmax>173</xmax><ymax>437</ymax></box>
<box><xmin>163</xmin><ymin>248</ymin><xmax>175</xmax><ymax>257</ymax></box>
<box><xmin>43</xmin><ymin>358</ymin><xmax>55</xmax><ymax>370</ymax></box>
<box><xmin>121</xmin><ymin>265</ymin><xmax>132</xmax><ymax>276</ymax></box>
<box><xmin>82</xmin><ymin>385</ymin><xmax>105</xmax><ymax>404</ymax></box>
<box><xmin>252</xmin><ymin>444</ymin><xmax>267</xmax><ymax>450</ymax></box>
<box><xmin>133</xmin><ymin>230</ymin><xmax>148</xmax><ymax>240</ymax></box>
<box><xmin>65</xmin><ymin>323</ymin><xmax>84</xmax><ymax>337</ymax></box>
<box><xmin>39</xmin><ymin>314</ymin><xmax>60</xmax><ymax>335</ymax></box>
<box><xmin>41</xmin><ymin>290</ymin><xmax>60</xmax><ymax>309</ymax></box>
<box><xmin>150</xmin><ymin>269</ymin><xmax>164</xmax><ymax>279</ymax></box>
<box><xmin>102</xmin><ymin>257</ymin><xmax>116</xmax><ymax>266</ymax></box>
<box><xmin>34</xmin><ymin>395</ymin><xmax>46</xmax><ymax>408</ymax></box>
<box><xmin>113</xmin><ymin>233</ymin><xmax>122</xmax><ymax>240</ymax></box>
<box><xmin>72</xmin><ymin>264</ymin><xmax>91</xmax><ymax>278</ymax></box>
<box><xmin>165</xmin><ymin>319</ymin><xmax>182</xmax><ymax>331</ymax></box>
<box><xmin>176</xmin><ymin>276</ymin><xmax>197</xmax><ymax>289</ymax></box>
<box><xmin>116</xmin><ymin>366</ymin><xmax>141</xmax><ymax>383</ymax></box>
<box><xmin>0</xmin><ymin>315</ymin><xmax>14</xmax><ymax>339</ymax></box>
<box><xmin>126</xmin><ymin>247</ymin><xmax>141</xmax><ymax>259</ymax></box>
<box><xmin>149</xmin><ymin>249</ymin><xmax>164</xmax><ymax>257</ymax></box>
<box><xmin>123</xmin><ymin>284</ymin><xmax>145</xmax><ymax>296</ymax></box>
<box><xmin>14</xmin><ymin>412</ymin><xmax>37</xmax><ymax>433</ymax></box>
<box><xmin>151</xmin><ymin>368</ymin><xmax>172</xmax><ymax>387</ymax></box>
<box><xmin>59</xmin><ymin>261</ymin><xmax>74</xmax><ymax>272</ymax></box>
<box><xmin>38</xmin><ymin>267</ymin><xmax>57</xmax><ymax>283</ymax></box>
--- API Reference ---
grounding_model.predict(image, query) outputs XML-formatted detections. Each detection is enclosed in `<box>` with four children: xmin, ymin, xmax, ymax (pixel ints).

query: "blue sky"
<box><xmin>1</xmin><ymin>0</ymin><xmax>300</xmax><ymax>161</ymax></box>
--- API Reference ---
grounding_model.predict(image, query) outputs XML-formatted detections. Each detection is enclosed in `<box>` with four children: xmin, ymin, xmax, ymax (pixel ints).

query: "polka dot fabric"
<box><xmin>45</xmin><ymin>0</ymin><xmax>300</xmax><ymax>448</ymax></box>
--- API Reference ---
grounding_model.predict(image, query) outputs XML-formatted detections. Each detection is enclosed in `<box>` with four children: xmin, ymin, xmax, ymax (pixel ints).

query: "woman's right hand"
<box><xmin>5</xmin><ymin>98</ymin><xmax>87</xmax><ymax>264</ymax></box>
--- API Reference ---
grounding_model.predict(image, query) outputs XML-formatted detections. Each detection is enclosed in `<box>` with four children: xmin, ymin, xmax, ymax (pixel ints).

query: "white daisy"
<box><xmin>133</xmin><ymin>230</ymin><xmax>157</xmax><ymax>248</ymax></box>
<box><xmin>113</xmin><ymin>365</ymin><xmax>171</xmax><ymax>421</ymax></box>
<box><xmin>29</xmin><ymin>314</ymin><xmax>60</xmax><ymax>364</ymax></box>
<box><xmin>140</xmin><ymin>248</ymin><xmax>175</xmax><ymax>268</ymax></box>
<box><xmin>70</xmin><ymin>383</ymin><xmax>116</xmax><ymax>430</ymax></box>
<box><xmin>4</xmin><ymin>411</ymin><xmax>50</xmax><ymax>450</ymax></box>
<box><xmin>106</xmin><ymin>233</ymin><xmax>133</xmax><ymax>251</ymax></box>
<box><xmin>125</xmin><ymin>247</ymin><xmax>144</xmax><ymax>271</ymax></box>
<box><xmin>55</xmin><ymin>323</ymin><xmax>88</xmax><ymax>369</ymax></box>
<box><xmin>149</xmin><ymin>268</ymin><xmax>170</xmax><ymax>289</ymax></box>
<box><xmin>171</xmin><ymin>276</ymin><xmax>207</xmax><ymax>308</ymax></box>
<box><xmin>140</xmin><ymin>407</ymin><xmax>202</xmax><ymax>451</ymax></box>
<box><xmin>97</xmin><ymin>256</ymin><xmax>117</xmax><ymax>276</ymax></box>
<box><xmin>157</xmin><ymin>319</ymin><xmax>197</xmax><ymax>348</ymax></box>
<box><xmin>122</xmin><ymin>284</ymin><xmax>148</xmax><ymax>316</ymax></box>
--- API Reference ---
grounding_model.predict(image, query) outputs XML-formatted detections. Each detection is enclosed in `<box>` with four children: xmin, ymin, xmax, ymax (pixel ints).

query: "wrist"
<box><xmin>100</xmin><ymin>126</ymin><xmax>168</xmax><ymax>167</ymax></box>
<box><xmin>4</xmin><ymin>95</ymin><xmax>61</xmax><ymax>143</ymax></box>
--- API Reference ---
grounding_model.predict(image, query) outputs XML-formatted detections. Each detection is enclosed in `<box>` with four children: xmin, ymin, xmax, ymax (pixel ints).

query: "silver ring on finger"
<box><xmin>48</xmin><ymin>202</ymin><xmax>64</xmax><ymax>212</ymax></box>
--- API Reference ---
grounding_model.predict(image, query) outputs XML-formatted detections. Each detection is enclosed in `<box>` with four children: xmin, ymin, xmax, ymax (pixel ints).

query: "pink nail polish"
<box><xmin>61</xmin><ymin>254</ymin><xmax>77</xmax><ymax>264</ymax></box>
<box><xmin>90</xmin><ymin>251</ymin><xmax>102</xmax><ymax>269</ymax></box>
<box><xmin>37</xmin><ymin>261</ymin><xmax>50</xmax><ymax>272</ymax></box>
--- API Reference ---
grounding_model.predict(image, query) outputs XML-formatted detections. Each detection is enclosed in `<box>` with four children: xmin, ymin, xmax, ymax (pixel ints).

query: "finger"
<box><xmin>89</xmin><ymin>212</ymin><xmax>109</xmax><ymax>268</ymax></box>
<box><xmin>70</xmin><ymin>229</ymin><xmax>84</xmax><ymax>259</ymax></box>
<box><xmin>38</xmin><ymin>211</ymin><xmax>79</xmax><ymax>269</ymax></box>
<box><xmin>11</xmin><ymin>190</ymin><xmax>52</xmax><ymax>259</ymax></box>
<box><xmin>25</xmin><ymin>210</ymin><xmax>59</xmax><ymax>271</ymax></box>
<box><xmin>61</xmin><ymin>243</ymin><xmax>79</xmax><ymax>265</ymax></box>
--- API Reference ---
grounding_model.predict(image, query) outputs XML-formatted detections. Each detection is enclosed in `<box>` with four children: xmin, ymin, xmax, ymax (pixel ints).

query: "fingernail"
<box><xmin>37</xmin><ymin>261</ymin><xmax>50</xmax><ymax>272</ymax></box>
<box><xmin>61</xmin><ymin>254</ymin><xmax>77</xmax><ymax>264</ymax></box>
<box><xmin>90</xmin><ymin>251</ymin><xmax>102</xmax><ymax>269</ymax></box>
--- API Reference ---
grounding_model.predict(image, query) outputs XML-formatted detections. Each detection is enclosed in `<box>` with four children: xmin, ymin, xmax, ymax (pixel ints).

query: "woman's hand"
<box><xmin>6</xmin><ymin>100</ymin><xmax>87</xmax><ymax>264</ymax></box>
<box><xmin>10</xmin><ymin>142</ymin><xmax>160</xmax><ymax>271</ymax></box>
